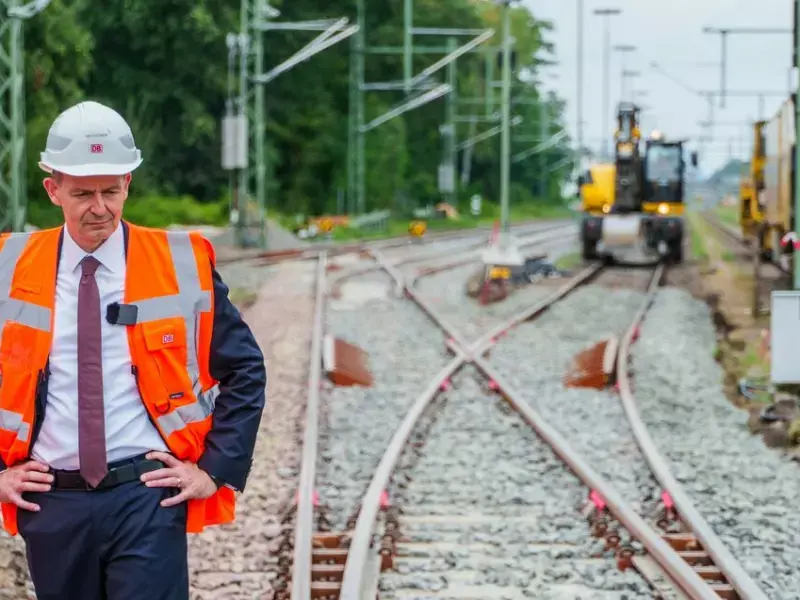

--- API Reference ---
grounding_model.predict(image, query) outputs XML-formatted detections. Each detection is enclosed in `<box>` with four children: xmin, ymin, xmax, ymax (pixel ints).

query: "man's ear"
<box><xmin>122</xmin><ymin>173</ymin><xmax>132</xmax><ymax>192</ymax></box>
<box><xmin>43</xmin><ymin>178</ymin><xmax>62</xmax><ymax>207</ymax></box>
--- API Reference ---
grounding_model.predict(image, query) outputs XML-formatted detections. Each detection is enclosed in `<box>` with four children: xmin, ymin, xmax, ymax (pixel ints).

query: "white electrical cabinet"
<box><xmin>770</xmin><ymin>291</ymin><xmax>800</xmax><ymax>383</ymax></box>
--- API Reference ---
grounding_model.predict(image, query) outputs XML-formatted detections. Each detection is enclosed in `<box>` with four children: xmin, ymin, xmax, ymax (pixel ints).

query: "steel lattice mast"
<box><xmin>225</xmin><ymin>0</ymin><xmax>356</xmax><ymax>248</ymax></box>
<box><xmin>0</xmin><ymin>0</ymin><xmax>49</xmax><ymax>233</ymax></box>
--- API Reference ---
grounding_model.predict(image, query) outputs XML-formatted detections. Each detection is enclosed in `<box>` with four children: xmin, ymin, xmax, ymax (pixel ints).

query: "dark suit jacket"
<box><xmin>1</xmin><ymin>221</ymin><xmax>267</xmax><ymax>492</ymax></box>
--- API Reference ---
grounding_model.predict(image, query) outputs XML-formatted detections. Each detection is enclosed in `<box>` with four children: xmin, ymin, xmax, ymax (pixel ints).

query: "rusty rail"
<box><xmin>216</xmin><ymin>218</ymin><xmax>564</xmax><ymax>266</ymax></box>
<box><xmin>290</xmin><ymin>252</ymin><xmax>328</xmax><ymax>600</ymax></box>
<box><xmin>616</xmin><ymin>265</ymin><xmax>769</xmax><ymax>599</ymax></box>
<box><xmin>328</xmin><ymin>224</ymin><xmax>576</xmax><ymax>297</ymax></box>
<box><xmin>337</xmin><ymin>259</ymin><xmax>740</xmax><ymax>600</ymax></box>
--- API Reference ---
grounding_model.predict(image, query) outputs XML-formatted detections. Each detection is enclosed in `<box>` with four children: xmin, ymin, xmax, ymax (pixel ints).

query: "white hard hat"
<box><xmin>39</xmin><ymin>101</ymin><xmax>143</xmax><ymax>177</ymax></box>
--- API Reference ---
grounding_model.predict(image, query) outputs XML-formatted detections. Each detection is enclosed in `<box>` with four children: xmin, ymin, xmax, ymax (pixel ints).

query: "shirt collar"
<box><xmin>61</xmin><ymin>223</ymin><xmax>125</xmax><ymax>275</ymax></box>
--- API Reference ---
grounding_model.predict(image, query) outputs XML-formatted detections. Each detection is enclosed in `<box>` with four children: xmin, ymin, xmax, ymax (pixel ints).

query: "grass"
<box><xmin>687</xmin><ymin>212</ymin><xmax>709</xmax><ymax>262</ymax></box>
<box><xmin>554</xmin><ymin>251</ymin><xmax>582</xmax><ymax>270</ymax></box>
<box><xmin>714</xmin><ymin>203</ymin><xmax>740</xmax><ymax>228</ymax></box>
<box><xmin>321</xmin><ymin>200</ymin><xmax>574</xmax><ymax>242</ymax></box>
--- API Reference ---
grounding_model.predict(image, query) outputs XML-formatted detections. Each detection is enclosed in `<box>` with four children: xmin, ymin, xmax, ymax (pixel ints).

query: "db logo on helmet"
<box><xmin>90</xmin><ymin>144</ymin><xmax>104</xmax><ymax>154</ymax></box>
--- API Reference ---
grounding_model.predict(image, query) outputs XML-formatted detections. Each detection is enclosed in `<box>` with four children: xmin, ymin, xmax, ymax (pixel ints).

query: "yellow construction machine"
<box><xmin>755</xmin><ymin>96</ymin><xmax>795</xmax><ymax>270</ymax></box>
<box><xmin>578</xmin><ymin>163</ymin><xmax>616</xmax><ymax>215</ymax></box>
<box><xmin>739</xmin><ymin>120</ymin><xmax>770</xmax><ymax>257</ymax></box>
<box><xmin>580</xmin><ymin>102</ymin><xmax>697</xmax><ymax>263</ymax></box>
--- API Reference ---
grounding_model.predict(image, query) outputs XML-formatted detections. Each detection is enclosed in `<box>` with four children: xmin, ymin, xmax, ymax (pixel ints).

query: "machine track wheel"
<box><xmin>671</xmin><ymin>244</ymin><xmax>684</xmax><ymax>264</ymax></box>
<box><xmin>582</xmin><ymin>238</ymin><xmax>598</xmax><ymax>260</ymax></box>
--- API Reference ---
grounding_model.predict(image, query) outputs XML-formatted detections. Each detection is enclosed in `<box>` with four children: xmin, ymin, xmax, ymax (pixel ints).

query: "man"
<box><xmin>0</xmin><ymin>100</ymin><xmax>267</xmax><ymax>599</ymax></box>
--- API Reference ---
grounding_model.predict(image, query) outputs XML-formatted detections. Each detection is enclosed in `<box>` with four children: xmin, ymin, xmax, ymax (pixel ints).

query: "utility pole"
<box><xmin>613</xmin><ymin>44</ymin><xmax>636</xmax><ymax>100</ymax></box>
<box><xmin>0</xmin><ymin>0</ymin><xmax>51</xmax><ymax>233</ymax></box>
<box><xmin>232</xmin><ymin>4</ymin><xmax>356</xmax><ymax>250</ymax></box>
<box><xmin>576</xmin><ymin>0</ymin><xmax>584</xmax><ymax>174</ymax></box>
<box><xmin>594</xmin><ymin>8</ymin><xmax>621</xmax><ymax>160</ymax></box>
<box><xmin>499</xmin><ymin>0</ymin><xmax>512</xmax><ymax>238</ymax></box>
<box><xmin>538</xmin><ymin>96</ymin><xmax>547</xmax><ymax>198</ymax></box>
<box><xmin>702</xmin><ymin>25</ymin><xmax>792</xmax><ymax>108</ymax></box>
<box><xmin>620</xmin><ymin>69</ymin><xmax>640</xmax><ymax>101</ymax></box>
<box><xmin>346</xmin><ymin>2</ymin><xmax>492</xmax><ymax>216</ymax></box>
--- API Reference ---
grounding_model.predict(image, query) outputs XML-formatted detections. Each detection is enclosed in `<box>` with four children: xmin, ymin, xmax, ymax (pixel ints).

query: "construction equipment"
<box><xmin>739</xmin><ymin>120</ymin><xmax>770</xmax><ymax>258</ymax></box>
<box><xmin>580</xmin><ymin>102</ymin><xmax>697</xmax><ymax>263</ymax></box>
<box><xmin>578</xmin><ymin>163</ymin><xmax>616</xmax><ymax>216</ymax></box>
<box><xmin>757</xmin><ymin>96</ymin><xmax>795</xmax><ymax>271</ymax></box>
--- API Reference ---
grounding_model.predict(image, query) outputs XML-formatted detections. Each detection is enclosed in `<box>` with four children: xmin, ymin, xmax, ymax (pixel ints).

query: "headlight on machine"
<box><xmin>617</xmin><ymin>142</ymin><xmax>633</xmax><ymax>158</ymax></box>
<box><xmin>602</xmin><ymin>204</ymin><xmax>611</xmax><ymax>214</ymax></box>
<box><xmin>657</xmin><ymin>203</ymin><xmax>669</xmax><ymax>215</ymax></box>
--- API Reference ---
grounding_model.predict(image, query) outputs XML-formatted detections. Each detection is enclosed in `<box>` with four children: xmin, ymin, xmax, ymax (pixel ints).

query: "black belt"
<box><xmin>51</xmin><ymin>457</ymin><xmax>165</xmax><ymax>491</ymax></box>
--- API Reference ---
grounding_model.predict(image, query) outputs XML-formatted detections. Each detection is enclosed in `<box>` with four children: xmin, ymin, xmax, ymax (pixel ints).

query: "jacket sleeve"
<box><xmin>197</xmin><ymin>265</ymin><xmax>267</xmax><ymax>491</ymax></box>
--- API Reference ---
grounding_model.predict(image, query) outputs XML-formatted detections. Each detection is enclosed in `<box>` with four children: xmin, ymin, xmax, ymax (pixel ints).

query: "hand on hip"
<box><xmin>140</xmin><ymin>452</ymin><xmax>218</xmax><ymax>508</ymax></box>
<box><xmin>0</xmin><ymin>461</ymin><xmax>53</xmax><ymax>512</ymax></box>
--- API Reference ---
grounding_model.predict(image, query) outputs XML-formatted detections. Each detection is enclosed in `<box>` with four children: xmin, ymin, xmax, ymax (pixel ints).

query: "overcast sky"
<box><xmin>524</xmin><ymin>0</ymin><xmax>793</xmax><ymax>174</ymax></box>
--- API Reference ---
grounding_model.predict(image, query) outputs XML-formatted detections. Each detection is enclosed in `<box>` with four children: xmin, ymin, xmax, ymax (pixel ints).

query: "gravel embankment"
<box><xmin>319</xmin><ymin>271</ymin><xmax>453</xmax><ymax>530</ymax></box>
<box><xmin>489</xmin><ymin>282</ymin><xmax>659</xmax><ymax>517</ymax></box>
<box><xmin>381</xmin><ymin>367</ymin><xmax>652</xmax><ymax>599</ymax></box>
<box><xmin>412</xmin><ymin>241</ymin><xmax>578</xmax><ymax>341</ymax></box>
<box><xmin>189</xmin><ymin>259</ymin><xmax>317</xmax><ymax>599</ymax></box>
<box><xmin>632</xmin><ymin>287</ymin><xmax>800</xmax><ymax>600</ymax></box>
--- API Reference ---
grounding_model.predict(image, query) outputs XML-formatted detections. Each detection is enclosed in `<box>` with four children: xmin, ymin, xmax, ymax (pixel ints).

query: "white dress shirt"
<box><xmin>31</xmin><ymin>223</ymin><xmax>168</xmax><ymax>470</ymax></box>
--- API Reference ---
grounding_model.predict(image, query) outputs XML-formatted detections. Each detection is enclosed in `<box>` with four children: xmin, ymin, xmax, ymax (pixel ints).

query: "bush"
<box><xmin>124</xmin><ymin>195</ymin><xmax>228</xmax><ymax>228</ymax></box>
<box><xmin>27</xmin><ymin>194</ymin><xmax>228</xmax><ymax>230</ymax></box>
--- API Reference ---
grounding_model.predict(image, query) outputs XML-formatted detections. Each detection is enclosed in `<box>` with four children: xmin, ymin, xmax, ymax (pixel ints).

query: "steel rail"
<box><xmin>289</xmin><ymin>252</ymin><xmax>328</xmax><ymax>600</ymax></box>
<box><xmin>469</xmin><ymin>357</ymin><xmax>718</xmax><ymax>600</ymax></box>
<box><xmin>328</xmin><ymin>224</ymin><xmax>576</xmax><ymax>297</ymax></box>
<box><xmin>214</xmin><ymin>218</ymin><xmax>569</xmax><ymax>266</ymax></box>
<box><xmin>617</xmin><ymin>265</ymin><xmax>769</xmax><ymax>599</ymax></box>
<box><xmin>338</xmin><ymin>260</ymin><xmax>723</xmax><ymax>599</ymax></box>
<box><xmin>702</xmin><ymin>213</ymin><xmax>792</xmax><ymax>282</ymax></box>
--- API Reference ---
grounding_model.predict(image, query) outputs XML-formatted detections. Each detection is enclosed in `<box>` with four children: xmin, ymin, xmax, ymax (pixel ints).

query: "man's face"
<box><xmin>43</xmin><ymin>173</ymin><xmax>131</xmax><ymax>251</ymax></box>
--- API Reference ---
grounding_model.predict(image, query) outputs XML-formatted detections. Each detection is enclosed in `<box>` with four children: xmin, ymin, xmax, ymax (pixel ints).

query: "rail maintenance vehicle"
<box><xmin>580</xmin><ymin>102</ymin><xmax>697</xmax><ymax>263</ymax></box>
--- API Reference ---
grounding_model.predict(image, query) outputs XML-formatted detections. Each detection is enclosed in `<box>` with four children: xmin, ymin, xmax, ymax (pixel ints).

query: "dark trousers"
<box><xmin>18</xmin><ymin>467</ymin><xmax>188</xmax><ymax>600</ymax></box>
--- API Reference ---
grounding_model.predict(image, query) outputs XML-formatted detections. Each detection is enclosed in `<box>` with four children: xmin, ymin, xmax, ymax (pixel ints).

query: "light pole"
<box><xmin>576</xmin><ymin>0</ymin><xmax>584</xmax><ymax>174</ymax></box>
<box><xmin>499</xmin><ymin>0</ymin><xmax>512</xmax><ymax>239</ymax></box>
<box><xmin>594</xmin><ymin>8</ymin><xmax>621</xmax><ymax>159</ymax></box>
<box><xmin>613</xmin><ymin>44</ymin><xmax>636</xmax><ymax>100</ymax></box>
<box><xmin>702</xmin><ymin>26</ymin><xmax>792</xmax><ymax>108</ymax></box>
<box><xmin>620</xmin><ymin>68</ymin><xmax>640</xmax><ymax>101</ymax></box>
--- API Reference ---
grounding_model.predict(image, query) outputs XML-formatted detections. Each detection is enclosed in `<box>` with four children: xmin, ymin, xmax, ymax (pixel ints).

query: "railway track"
<box><xmin>699</xmin><ymin>212</ymin><xmax>789</xmax><ymax>277</ymax></box>
<box><xmin>278</xmin><ymin>230</ymin><xmax>767</xmax><ymax>599</ymax></box>
<box><xmin>215</xmin><ymin>219</ymin><xmax>565</xmax><ymax>268</ymax></box>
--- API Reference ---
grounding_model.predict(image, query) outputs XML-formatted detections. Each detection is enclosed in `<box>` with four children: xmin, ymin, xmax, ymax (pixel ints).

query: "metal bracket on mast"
<box><xmin>228</xmin><ymin>0</ymin><xmax>357</xmax><ymax>249</ymax></box>
<box><xmin>0</xmin><ymin>0</ymin><xmax>50</xmax><ymax>233</ymax></box>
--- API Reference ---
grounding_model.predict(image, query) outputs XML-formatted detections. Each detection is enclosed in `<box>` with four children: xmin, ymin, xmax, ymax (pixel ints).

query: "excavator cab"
<box><xmin>580</xmin><ymin>103</ymin><xmax>686</xmax><ymax>263</ymax></box>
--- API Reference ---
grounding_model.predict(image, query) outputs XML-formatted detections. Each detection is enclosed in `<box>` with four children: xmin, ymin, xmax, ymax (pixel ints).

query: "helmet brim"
<box><xmin>38</xmin><ymin>159</ymin><xmax>143</xmax><ymax>177</ymax></box>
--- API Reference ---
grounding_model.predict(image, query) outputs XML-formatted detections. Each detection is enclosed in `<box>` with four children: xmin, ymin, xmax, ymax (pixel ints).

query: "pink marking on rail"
<box><xmin>661</xmin><ymin>491</ymin><xmax>674</xmax><ymax>510</ymax></box>
<box><xmin>589</xmin><ymin>490</ymin><xmax>606</xmax><ymax>510</ymax></box>
<box><xmin>379</xmin><ymin>490</ymin><xmax>391</xmax><ymax>509</ymax></box>
<box><xmin>440</xmin><ymin>379</ymin><xmax>451</xmax><ymax>392</ymax></box>
<box><xmin>488</xmin><ymin>380</ymin><xmax>499</xmax><ymax>391</ymax></box>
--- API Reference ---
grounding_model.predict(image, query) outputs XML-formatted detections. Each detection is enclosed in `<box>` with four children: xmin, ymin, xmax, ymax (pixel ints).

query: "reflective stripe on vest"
<box><xmin>0</xmin><ymin>230</ymin><xmax>218</xmax><ymax>445</ymax></box>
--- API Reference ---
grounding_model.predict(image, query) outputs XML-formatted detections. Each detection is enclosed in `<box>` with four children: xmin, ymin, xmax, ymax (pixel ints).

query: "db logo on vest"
<box><xmin>162</xmin><ymin>333</ymin><xmax>174</xmax><ymax>344</ymax></box>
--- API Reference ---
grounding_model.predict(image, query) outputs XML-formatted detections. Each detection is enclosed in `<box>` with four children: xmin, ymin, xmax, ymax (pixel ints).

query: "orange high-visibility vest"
<box><xmin>0</xmin><ymin>222</ymin><xmax>235</xmax><ymax>536</ymax></box>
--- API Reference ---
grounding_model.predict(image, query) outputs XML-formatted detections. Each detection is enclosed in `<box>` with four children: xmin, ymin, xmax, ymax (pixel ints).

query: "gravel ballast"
<box><xmin>632</xmin><ymin>287</ymin><xmax>800</xmax><ymax>600</ymax></box>
<box><xmin>381</xmin><ymin>367</ymin><xmax>652</xmax><ymax>599</ymax></box>
<box><xmin>319</xmin><ymin>271</ymin><xmax>453</xmax><ymax>530</ymax></box>
<box><xmin>488</xmin><ymin>283</ymin><xmax>659</xmax><ymax>517</ymax></box>
<box><xmin>412</xmin><ymin>241</ymin><xmax>578</xmax><ymax>341</ymax></box>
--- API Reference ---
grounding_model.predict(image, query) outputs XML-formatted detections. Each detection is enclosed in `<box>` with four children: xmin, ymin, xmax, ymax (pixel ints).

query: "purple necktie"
<box><xmin>78</xmin><ymin>256</ymin><xmax>107</xmax><ymax>487</ymax></box>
